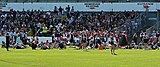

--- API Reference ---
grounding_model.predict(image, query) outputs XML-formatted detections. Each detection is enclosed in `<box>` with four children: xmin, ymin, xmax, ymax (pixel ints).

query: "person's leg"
<box><xmin>157</xmin><ymin>45</ymin><xmax>159</xmax><ymax>50</ymax></box>
<box><xmin>77</xmin><ymin>43</ymin><xmax>81</xmax><ymax>49</ymax></box>
<box><xmin>146</xmin><ymin>43</ymin><xmax>149</xmax><ymax>48</ymax></box>
<box><xmin>70</xmin><ymin>43</ymin><xmax>73</xmax><ymax>48</ymax></box>
<box><xmin>144</xmin><ymin>43</ymin><xmax>148</xmax><ymax>50</ymax></box>
<box><xmin>112</xmin><ymin>46</ymin><xmax>115</xmax><ymax>54</ymax></box>
<box><xmin>111</xmin><ymin>46</ymin><xmax>113</xmax><ymax>54</ymax></box>
<box><xmin>70</xmin><ymin>40</ymin><xmax>73</xmax><ymax>48</ymax></box>
<box><xmin>90</xmin><ymin>43</ymin><xmax>92</xmax><ymax>48</ymax></box>
<box><xmin>2</xmin><ymin>44</ymin><xmax>4</xmax><ymax>48</ymax></box>
<box><xmin>14</xmin><ymin>36</ymin><xmax>16</xmax><ymax>43</ymax></box>
<box><xmin>83</xmin><ymin>43</ymin><xmax>88</xmax><ymax>51</ymax></box>
<box><xmin>113</xmin><ymin>45</ymin><xmax>117</xmax><ymax>55</ymax></box>
<box><xmin>6</xmin><ymin>44</ymin><xmax>9</xmax><ymax>51</ymax></box>
<box><xmin>7</xmin><ymin>47</ymin><xmax>9</xmax><ymax>51</ymax></box>
<box><xmin>59</xmin><ymin>43</ymin><xmax>62</xmax><ymax>49</ymax></box>
<box><xmin>110</xmin><ymin>48</ymin><xmax>113</xmax><ymax>54</ymax></box>
<box><xmin>32</xmin><ymin>43</ymin><xmax>34</xmax><ymax>50</ymax></box>
<box><xmin>92</xmin><ymin>43</ymin><xmax>95</xmax><ymax>49</ymax></box>
<box><xmin>144</xmin><ymin>43</ymin><xmax>146</xmax><ymax>49</ymax></box>
<box><xmin>94</xmin><ymin>43</ymin><xmax>97</xmax><ymax>49</ymax></box>
<box><xmin>48</xmin><ymin>44</ymin><xmax>51</xmax><ymax>49</ymax></box>
<box><xmin>81</xmin><ymin>43</ymin><xmax>84</xmax><ymax>49</ymax></box>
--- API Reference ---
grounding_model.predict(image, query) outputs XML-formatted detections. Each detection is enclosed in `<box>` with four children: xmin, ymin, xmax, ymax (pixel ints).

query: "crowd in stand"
<box><xmin>1</xmin><ymin>5</ymin><xmax>158</xmax><ymax>50</ymax></box>
<box><xmin>0</xmin><ymin>5</ymin><xmax>137</xmax><ymax>37</ymax></box>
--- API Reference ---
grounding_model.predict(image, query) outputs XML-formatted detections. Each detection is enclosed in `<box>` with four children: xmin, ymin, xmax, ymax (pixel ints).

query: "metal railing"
<box><xmin>146</xmin><ymin>22</ymin><xmax>159</xmax><ymax>35</ymax></box>
<box><xmin>112</xmin><ymin>13</ymin><xmax>143</xmax><ymax>42</ymax></box>
<box><xmin>113</xmin><ymin>15</ymin><xmax>142</xmax><ymax>33</ymax></box>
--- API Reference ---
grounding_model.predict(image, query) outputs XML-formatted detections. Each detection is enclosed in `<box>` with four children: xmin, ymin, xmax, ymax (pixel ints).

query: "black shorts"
<box><xmin>144</xmin><ymin>39</ymin><xmax>148</xmax><ymax>43</ymax></box>
<box><xmin>52</xmin><ymin>40</ymin><xmax>55</xmax><ymax>43</ymax></box>
<box><xmin>96</xmin><ymin>42</ymin><xmax>101</xmax><ymax>45</ymax></box>
<box><xmin>82</xmin><ymin>40</ymin><xmax>87</xmax><ymax>43</ymax></box>
<box><xmin>110</xmin><ymin>41</ymin><xmax>116</xmax><ymax>46</ymax></box>
<box><xmin>111</xmin><ymin>43</ymin><xmax>116</xmax><ymax>46</ymax></box>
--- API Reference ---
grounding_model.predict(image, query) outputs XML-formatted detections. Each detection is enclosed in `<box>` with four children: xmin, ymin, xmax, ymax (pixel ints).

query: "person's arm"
<box><xmin>142</xmin><ymin>37</ymin><xmax>144</xmax><ymax>42</ymax></box>
<box><xmin>114</xmin><ymin>37</ymin><xmax>118</xmax><ymax>45</ymax></box>
<box><xmin>80</xmin><ymin>37</ymin><xmax>82</xmax><ymax>44</ymax></box>
<box><xmin>107</xmin><ymin>38</ymin><xmax>111</xmax><ymax>45</ymax></box>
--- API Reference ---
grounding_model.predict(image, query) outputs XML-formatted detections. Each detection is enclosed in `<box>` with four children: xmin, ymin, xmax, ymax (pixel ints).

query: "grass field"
<box><xmin>0</xmin><ymin>47</ymin><xmax>160</xmax><ymax>67</ymax></box>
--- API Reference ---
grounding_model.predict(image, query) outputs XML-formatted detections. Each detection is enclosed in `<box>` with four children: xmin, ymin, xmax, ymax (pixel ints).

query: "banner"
<box><xmin>1</xmin><ymin>2</ymin><xmax>160</xmax><ymax>12</ymax></box>
<box><xmin>0</xmin><ymin>2</ymin><xmax>7</xmax><ymax>10</ymax></box>
<box><xmin>84</xmin><ymin>2</ymin><xmax>100</xmax><ymax>9</ymax></box>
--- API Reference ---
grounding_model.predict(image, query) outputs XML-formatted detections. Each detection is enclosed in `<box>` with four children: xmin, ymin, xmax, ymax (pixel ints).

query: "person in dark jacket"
<box><xmin>31</xmin><ymin>38</ymin><xmax>37</xmax><ymax>50</ymax></box>
<box><xmin>121</xmin><ymin>33</ymin><xmax>128</xmax><ymax>46</ymax></box>
<box><xmin>6</xmin><ymin>33</ymin><xmax>10</xmax><ymax>51</ymax></box>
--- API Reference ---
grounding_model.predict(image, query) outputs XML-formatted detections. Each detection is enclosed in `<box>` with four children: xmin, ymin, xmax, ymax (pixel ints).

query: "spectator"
<box><xmin>31</xmin><ymin>38</ymin><xmax>37</xmax><ymax>50</ymax></box>
<box><xmin>132</xmin><ymin>33</ymin><xmax>138</xmax><ymax>45</ymax></box>
<box><xmin>2</xmin><ymin>41</ymin><xmax>6</xmax><ymax>48</ymax></box>
<box><xmin>6</xmin><ymin>32</ymin><xmax>10</xmax><ymax>51</ymax></box>
<box><xmin>143</xmin><ymin>32</ymin><xmax>149</xmax><ymax>50</ymax></box>
<box><xmin>54</xmin><ymin>6</ymin><xmax>58</xmax><ymax>13</ymax></box>
<box><xmin>13</xmin><ymin>30</ymin><xmax>18</xmax><ymax>43</ymax></box>
<box><xmin>156</xmin><ymin>36</ymin><xmax>160</xmax><ymax>47</ymax></box>
<box><xmin>59</xmin><ymin>6</ymin><xmax>63</xmax><ymax>14</ymax></box>
<box><xmin>120</xmin><ymin>32</ymin><xmax>128</xmax><ymax>46</ymax></box>
<box><xmin>66</xmin><ymin>5</ymin><xmax>70</xmax><ymax>13</ymax></box>
<box><xmin>0</xmin><ymin>8</ymin><xmax>144</xmax><ymax>50</ymax></box>
<box><xmin>71</xmin><ymin>6</ymin><xmax>74</xmax><ymax>14</ymax></box>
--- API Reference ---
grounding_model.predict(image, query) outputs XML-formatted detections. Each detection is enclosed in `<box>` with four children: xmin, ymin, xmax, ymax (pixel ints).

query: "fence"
<box><xmin>112</xmin><ymin>13</ymin><xmax>143</xmax><ymax>42</ymax></box>
<box><xmin>146</xmin><ymin>22</ymin><xmax>159</xmax><ymax>35</ymax></box>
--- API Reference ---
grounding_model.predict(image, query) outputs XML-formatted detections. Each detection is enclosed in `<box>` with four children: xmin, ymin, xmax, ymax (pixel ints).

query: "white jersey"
<box><xmin>74</xmin><ymin>37</ymin><xmax>80</xmax><ymax>43</ymax></box>
<box><xmin>107</xmin><ymin>37</ymin><xmax>117</xmax><ymax>45</ymax></box>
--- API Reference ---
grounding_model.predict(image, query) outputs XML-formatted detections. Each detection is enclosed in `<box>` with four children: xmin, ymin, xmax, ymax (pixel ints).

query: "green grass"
<box><xmin>0</xmin><ymin>47</ymin><xmax>160</xmax><ymax>67</ymax></box>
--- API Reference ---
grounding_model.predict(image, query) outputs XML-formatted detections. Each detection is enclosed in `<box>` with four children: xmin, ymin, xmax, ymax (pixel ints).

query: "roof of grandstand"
<box><xmin>0</xmin><ymin>0</ymin><xmax>160</xmax><ymax>3</ymax></box>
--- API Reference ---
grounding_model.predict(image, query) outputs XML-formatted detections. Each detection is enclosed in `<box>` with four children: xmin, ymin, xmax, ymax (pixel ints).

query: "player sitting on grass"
<box><xmin>80</xmin><ymin>31</ymin><xmax>88</xmax><ymax>51</ymax></box>
<box><xmin>13</xmin><ymin>43</ymin><xmax>27</xmax><ymax>49</ymax></box>
<box><xmin>1</xmin><ymin>41</ymin><xmax>6</xmax><ymax>48</ymax></box>
<box><xmin>31</xmin><ymin>38</ymin><xmax>37</xmax><ymax>50</ymax></box>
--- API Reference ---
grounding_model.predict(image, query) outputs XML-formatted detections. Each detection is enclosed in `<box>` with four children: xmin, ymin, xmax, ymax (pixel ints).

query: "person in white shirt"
<box><xmin>143</xmin><ymin>32</ymin><xmax>149</xmax><ymax>50</ymax></box>
<box><xmin>13</xmin><ymin>31</ymin><xmax>18</xmax><ymax>43</ymax></box>
<box><xmin>80</xmin><ymin>31</ymin><xmax>88</xmax><ymax>51</ymax></box>
<box><xmin>108</xmin><ymin>34</ymin><xmax>117</xmax><ymax>55</ymax></box>
<box><xmin>74</xmin><ymin>35</ymin><xmax>80</xmax><ymax>48</ymax></box>
<box><xmin>36</xmin><ymin>22</ymin><xmax>41</xmax><ymax>29</ymax></box>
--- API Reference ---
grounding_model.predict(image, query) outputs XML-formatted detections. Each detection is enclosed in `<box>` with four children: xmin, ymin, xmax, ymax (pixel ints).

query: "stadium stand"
<box><xmin>0</xmin><ymin>0</ymin><xmax>159</xmax><ymax>50</ymax></box>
